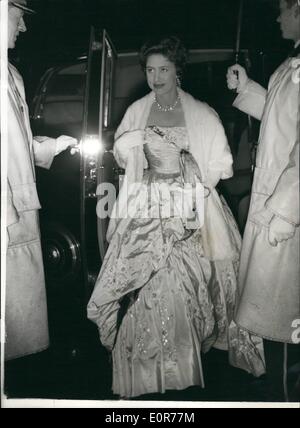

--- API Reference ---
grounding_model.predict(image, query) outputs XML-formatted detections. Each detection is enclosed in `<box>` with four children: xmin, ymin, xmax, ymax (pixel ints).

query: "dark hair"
<box><xmin>139</xmin><ymin>36</ymin><xmax>188</xmax><ymax>77</ymax></box>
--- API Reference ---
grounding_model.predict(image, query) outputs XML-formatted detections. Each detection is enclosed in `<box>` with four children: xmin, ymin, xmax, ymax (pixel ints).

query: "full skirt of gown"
<box><xmin>88</xmin><ymin>127</ymin><xmax>266</xmax><ymax>398</ymax></box>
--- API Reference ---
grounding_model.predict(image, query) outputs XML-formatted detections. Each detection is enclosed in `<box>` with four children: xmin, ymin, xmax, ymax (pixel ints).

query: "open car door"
<box><xmin>32</xmin><ymin>28</ymin><xmax>118</xmax><ymax>355</ymax></box>
<box><xmin>81</xmin><ymin>28</ymin><xmax>118</xmax><ymax>298</ymax></box>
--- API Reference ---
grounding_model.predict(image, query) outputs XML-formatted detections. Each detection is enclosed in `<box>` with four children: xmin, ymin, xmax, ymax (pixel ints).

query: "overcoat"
<box><xmin>233</xmin><ymin>54</ymin><xmax>300</xmax><ymax>343</ymax></box>
<box><xmin>5</xmin><ymin>63</ymin><xmax>56</xmax><ymax>360</ymax></box>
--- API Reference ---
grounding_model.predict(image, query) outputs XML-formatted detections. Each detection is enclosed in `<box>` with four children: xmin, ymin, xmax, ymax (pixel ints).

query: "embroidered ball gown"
<box><xmin>87</xmin><ymin>126</ymin><xmax>265</xmax><ymax>398</ymax></box>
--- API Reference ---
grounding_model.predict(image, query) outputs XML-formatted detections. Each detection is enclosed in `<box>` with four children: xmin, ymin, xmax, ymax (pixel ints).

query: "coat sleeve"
<box><xmin>33</xmin><ymin>137</ymin><xmax>56</xmax><ymax>169</ymax></box>
<box><xmin>265</xmin><ymin>141</ymin><xmax>299</xmax><ymax>226</ymax></box>
<box><xmin>114</xmin><ymin>102</ymin><xmax>148</xmax><ymax>170</ymax></box>
<box><xmin>9</xmin><ymin>65</ymin><xmax>56</xmax><ymax>170</ymax></box>
<box><xmin>205</xmin><ymin>108</ymin><xmax>233</xmax><ymax>188</ymax></box>
<box><xmin>233</xmin><ymin>79</ymin><xmax>267</xmax><ymax>121</ymax></box>
<box><xmin>115</xmin><ymin>104</ymin><xmax>135</xmax><ymax>140</ymax></box>
<box><xmin>264</xmin><ymin>69</ymin><xmax>300</xmax><ymax>227</ymax></box>
<box><xmin>7</xmin><ymin>179</ymin><xmax>19</xmax><ymax>228</ymax></box>
<box><xmin>113</xmin><ymin>105</ymin><xmax>135</xmax><ymax>168</ymax></box>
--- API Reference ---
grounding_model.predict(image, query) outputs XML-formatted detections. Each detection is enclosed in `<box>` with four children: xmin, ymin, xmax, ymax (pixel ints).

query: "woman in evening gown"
<box><xmin>87</xmin><ymin>36</ymin><xmax>265</xmax><ymax>398</ymax></box>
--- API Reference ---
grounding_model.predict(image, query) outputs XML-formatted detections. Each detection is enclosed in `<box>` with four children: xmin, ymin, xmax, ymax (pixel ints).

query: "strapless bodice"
<box><xmin>144</xmin><ymin>126</ymin><xmax>188</xmax><ymax>175</ymax></box>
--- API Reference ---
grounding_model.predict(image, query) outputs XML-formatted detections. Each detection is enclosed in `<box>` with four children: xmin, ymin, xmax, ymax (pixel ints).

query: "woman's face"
<box><xmin>145</xmin><ymin>54</ymin><xmax>177</xmax><ymax>96</ymax></box>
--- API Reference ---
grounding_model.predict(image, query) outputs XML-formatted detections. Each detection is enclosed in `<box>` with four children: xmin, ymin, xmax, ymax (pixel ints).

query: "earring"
<box><xmin>176</xmin><ymin>75</ymin><xmax>181</xmax><ymax>87</ymax></box>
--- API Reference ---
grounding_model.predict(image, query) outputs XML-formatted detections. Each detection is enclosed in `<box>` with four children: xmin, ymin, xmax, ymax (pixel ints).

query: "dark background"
<box><xmin>16</xmin><ymin>0</ymin><xmax>294</xmax><ymax>53</ymax></box>
<box><xmin>10</xmin><ymin>0</ymin><xmax>295</xmax><ymax>96</ymax></box>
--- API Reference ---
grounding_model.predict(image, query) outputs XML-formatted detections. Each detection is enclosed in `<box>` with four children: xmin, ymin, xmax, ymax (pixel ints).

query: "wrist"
<box><xmin>237</xmin><ymin>77</ymin><xmax>250</xmax><ymax>94</ymax></box>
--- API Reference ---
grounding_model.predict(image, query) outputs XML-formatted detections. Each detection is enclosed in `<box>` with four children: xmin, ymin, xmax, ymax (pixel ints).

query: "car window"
<box><xmin>45</xmin><ymin>63</ymin><xmax>86</xmax><ymax>99</ymax></box>
<box><xmin>45</xmin><ymin>75</ymin><xmax>85</xmax><ymax>97</ymax></box>
<box><xmin>38</xmin><ymin>63</ymin><xmax>87</xmax><ymax>138</ymax></box>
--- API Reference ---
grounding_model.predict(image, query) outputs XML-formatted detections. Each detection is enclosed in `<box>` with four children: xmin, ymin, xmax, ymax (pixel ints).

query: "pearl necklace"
<box><xmin>154</xmin><ymin>94</ymin><xmax>180</xmax><ymax>112</ymax></box>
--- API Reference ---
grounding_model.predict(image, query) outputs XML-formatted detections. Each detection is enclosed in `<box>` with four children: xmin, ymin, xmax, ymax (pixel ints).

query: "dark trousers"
<box><xmin>264</xmin><ymin>340</ymin><xmax>300</xmax><ymax>401</ymax></box>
